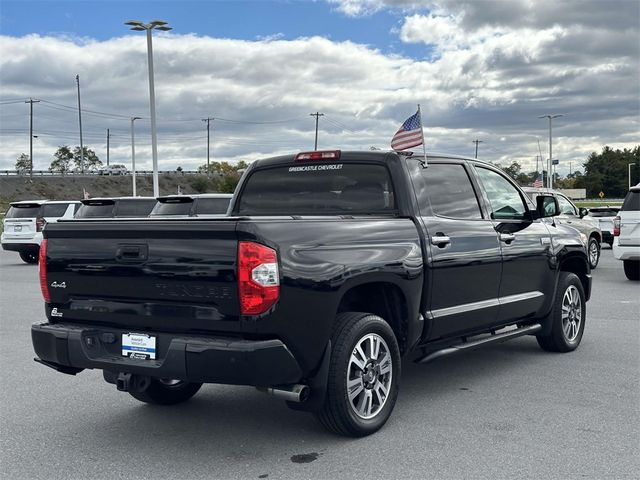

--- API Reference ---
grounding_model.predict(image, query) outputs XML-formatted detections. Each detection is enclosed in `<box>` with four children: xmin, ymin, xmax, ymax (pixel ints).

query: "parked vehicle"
<box><xmin>613</xmin><ymin>184</ymin><xmax>640</xmax><ymax>280</ymax></box>
<box><xmin>1</xmin><ymin>200</ymin><xmax>79</xmax><ymax>263</ymax></box>
<box><xmin>523</xmin><ymin>187</ymin><xmax>602</xmax><ymax>268</ymax></box>
<box><xmin>32</xmin><ymin>151</ymin><xmax>592</xmax><ymax>437</ymax></box>
<box><xmin>587</xmin><ymin>206</ymin><xmax>620</xmax><ymax>247</ymax></box>
<box><xmin>99</xmin><ymin>164</ymin><xmax>128</xmax><ymax>175</ymax></box>
<box><xmin>75</xmin><ymin>197</ymin><xmax>157</xmax><ymax>219</ymax></box>
<box><xmin>149</xmin><ymin>193</ymin><xmax>233</xmax><ymax>217</ymax></box>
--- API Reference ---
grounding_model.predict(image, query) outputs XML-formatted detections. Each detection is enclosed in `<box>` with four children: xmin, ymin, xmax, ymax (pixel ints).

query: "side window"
<box><xmin>557</xmin><ymin>195</ymin><xmax>576</xmax><ymax>215</ymax></box>
<box><xmin>421</xmin><ymin>163</ymin><xmax>482</xmax><ymax>219</ymax></box>
<box><xmin>475</xmin><ymin>167</ymin><xmax>528</xmax><ymax>220</ymax></box>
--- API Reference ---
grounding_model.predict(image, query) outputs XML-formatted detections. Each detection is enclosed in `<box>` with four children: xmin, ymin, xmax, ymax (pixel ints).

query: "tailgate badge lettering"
<box><xmin>50</xmin><ymin>308</ymin><xmax>63</xmax><ymax>317</ymax></box>
<box><xmin>50</xmin><ymin>281</ymin><xmax>67</xmax><ymax>289</ymax></box>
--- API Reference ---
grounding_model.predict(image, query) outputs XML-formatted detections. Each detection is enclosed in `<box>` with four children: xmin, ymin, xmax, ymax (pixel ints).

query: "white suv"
<box><xmin>613</xmin><ymin>184</ymin><xmax>640</xmax><ymax>280</ymax></box>
<box><xmin>1</xmin><ymin>200</ymin><xmax>80</xmax><ymax>263</ymax></box>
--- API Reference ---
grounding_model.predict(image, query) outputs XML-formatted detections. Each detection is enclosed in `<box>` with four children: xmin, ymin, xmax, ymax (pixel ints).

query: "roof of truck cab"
<box><xmin>249</xmin><ymin>150</ymin><xmax>491</xmax><ymax>168</ymax></box>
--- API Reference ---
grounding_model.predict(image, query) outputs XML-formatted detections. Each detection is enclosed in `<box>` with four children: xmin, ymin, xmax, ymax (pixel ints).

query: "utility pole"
<box><xmin>535</xmin><ymin>155</ymin><xmax>540</xmax><ymax>174</ymax></box>
<box><xmin>472</xmin><ymin>139</ymin><xmax>483</xmax><ymax>158</ymax></box>
<box><xmin>310</xmin><ymin>112</ymin><xmax>324</xmax><ymax>150</ymax></box>
<box><xmin>202</xmin><ymin>117</ymin><xmax>214</xmax><ymax>175</ymax></box>
<box><xmin>25</xmin><ymin>98</ymin><xmax>40</xmax><ymax>178</ymax></box>
<box><xmin>569</xmin><ymin>162</ymin><xmax>572</xmax><ymax>176</ymax></box>
<box><xmin>106</xmin><ymin>128</ymin><xmax>111</xmax><ymax>166</ymax></box>
<box><xmin>538</xmin><ymin>114</ymin><xmax>564</xmax><ymax>189</ymax></box>
<box><xmin>76</xmin><ymin>75</ymin><xmax>85</xmax><ymax>174</ymax></box>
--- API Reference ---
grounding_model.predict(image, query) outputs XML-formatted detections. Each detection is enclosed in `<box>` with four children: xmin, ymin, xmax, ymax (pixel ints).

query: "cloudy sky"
<box><xmin>1</xmin><ymin>0</ymin><xmax>638</xmax><ymax>175</ymax></box>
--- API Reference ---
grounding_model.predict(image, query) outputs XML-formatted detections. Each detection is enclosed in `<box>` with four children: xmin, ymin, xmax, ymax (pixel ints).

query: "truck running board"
<box><xmin>415</xmin><ymin>323</ymin><xmax>542</xmax><ymax>364</ymax></box>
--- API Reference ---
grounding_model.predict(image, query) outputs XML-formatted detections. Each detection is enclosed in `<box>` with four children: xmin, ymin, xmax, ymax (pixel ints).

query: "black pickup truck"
<box><xmin>32</xmin><ymin>150</ymin><xmax>592</xmax><ymax>437</ymax></box>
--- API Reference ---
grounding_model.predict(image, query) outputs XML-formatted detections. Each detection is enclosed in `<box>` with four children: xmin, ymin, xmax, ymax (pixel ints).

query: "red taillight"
<box><xmin>39</xmin><ymin>239</ymin><xmax>50</xmax><ymax>303</ymax></box>
<box><xmin>295</xmin><ymin>150</ymin><xmax>341</xmax><ymax>161</ymax></box>
<box><xmin>36</xmin><ymin>217</ymin><xmax>45</xmax><ymax>232</ymax></box>
<box><xmin>613</xmin><ymin>216</ymin><xmax>621</xmax><ymax>236</ymax></box>
<box><xmin>238</xmin><ymin>241</ymin><xmax>279</xmax><ymax>315</ymax></box>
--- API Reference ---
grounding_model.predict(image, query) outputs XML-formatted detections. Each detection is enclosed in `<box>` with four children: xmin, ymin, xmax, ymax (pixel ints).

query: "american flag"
<box><xmin>533</xmin><ymin>174</ymin><xmax>544</xmax><ymax>188</ymax></box>
<box><xmin>391</xmin><ymin>110</ymin><xmax>423</xmax><ymax>151</ymax></box>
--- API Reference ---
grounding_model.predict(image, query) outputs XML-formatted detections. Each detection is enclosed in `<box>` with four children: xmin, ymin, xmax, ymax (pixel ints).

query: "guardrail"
<box><xmin>0</xmin><ymin>170</ymin><xmax>203</xmax><ymax>176</ymax></box>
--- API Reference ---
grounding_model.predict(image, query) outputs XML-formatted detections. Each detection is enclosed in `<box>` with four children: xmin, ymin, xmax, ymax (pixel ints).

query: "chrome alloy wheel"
<box><xmin>562</xmin><ymin>285</ymin><xmax>582</xmax><ymax>343</ymax></box>
<box><xmin>589</xmin><ymin>240</ymin><xmax>599</xmax><ymax>266</ymax></box>
<box><xmin>346</xmin><ymin>333</ymin><xmax>393</xmax><ymax>420</ymax></box>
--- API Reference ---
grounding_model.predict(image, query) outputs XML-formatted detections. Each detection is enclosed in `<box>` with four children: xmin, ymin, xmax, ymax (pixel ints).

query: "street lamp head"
<box><xmin>155</xmin><ymin>26</ymin><xmax>173</xmax><ymax>31</ymax></box>
<box><xmin>125</xmin><ymin>20</ymin><xmax>145</xmax><ymax>26</ymax></box>
<box><xmin>149</xmin><ymin>20</ymin><xmax>168</xmax><ymax>26</ymax></box>
<box><xmin>130</xmin><ymin>26</ymin><xmax>146</xmax><ymax>31</ymax></box>
<box><xmin>132</xmin><ymin>116</ymin><xmax>142</xmax><ymax>121</ymax></box>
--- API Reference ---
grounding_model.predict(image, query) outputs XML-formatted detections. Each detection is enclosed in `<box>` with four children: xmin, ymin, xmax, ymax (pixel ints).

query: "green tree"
<box><xmin>72</xmin><ymin>146</ymin><xmax>102</xmax><ymax>172</ymax></box>
<box><xmin>15</xmin><ymin>153</ymin><xmax>31</xmax><ymax>175</ymax></box>
<box><xmin>580</xmin><ymin>146</ymin><xmax>640</xmax><ymax>197</ymax></box>
<box><xmin>50</xmin><ymin>146</ymin><xmax>74</xmax><ymax>174</ymax></box>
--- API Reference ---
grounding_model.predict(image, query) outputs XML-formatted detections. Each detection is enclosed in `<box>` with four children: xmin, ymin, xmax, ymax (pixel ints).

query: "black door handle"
<box><xmin>116</xmin><ymin>244</ymin><xmax>148</xmax><ymax>262</ymax></box>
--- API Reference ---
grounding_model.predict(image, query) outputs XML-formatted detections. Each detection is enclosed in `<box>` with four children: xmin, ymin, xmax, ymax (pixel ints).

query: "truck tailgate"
<box><xmin>44</xmin><ymin>219</ymin><xmax>241</xmax><ymax>333</ymax></box>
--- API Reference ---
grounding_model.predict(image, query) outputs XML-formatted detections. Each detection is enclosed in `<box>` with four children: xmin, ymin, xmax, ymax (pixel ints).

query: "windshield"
<box><xmin>236</xmin><ymin>163</ymin><xmax>396</xmax><ymax>215</ymax></box>
<box><xmin>6</xmin><ymin>205</ymin><xmax>42</xmax><ymax>218</ymax></box>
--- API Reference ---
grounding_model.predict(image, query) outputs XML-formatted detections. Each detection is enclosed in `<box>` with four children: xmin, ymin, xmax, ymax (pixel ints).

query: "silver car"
<box><xmin>523</xmin><ymin>188</ymin><xmax>602</xmax><ymax>268</ymax></box>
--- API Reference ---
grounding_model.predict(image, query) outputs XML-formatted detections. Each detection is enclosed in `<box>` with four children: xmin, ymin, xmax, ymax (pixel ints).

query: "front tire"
<box><xmin>623</xmin><ymin>260</ymin><xmax>640</xmax><ymax>281</ymax></box>
<box><xmin>536</xmin><ymin>272</ymin><xmax>586</xmax><ymax>352</ymax></box>
<box><xmin>129</xmin><ymin>378</ymin><xmax>202</xmax><ymax>405</ymax></box>
<box><xmin>316</xmin><ymin>312</ymin><xmax>401</xmax><ymax>437</ymax></box>
<box><xmin>19</xmin><ymin>251</ymin><xmax>39</xmax><ymax>264</ymax></box>
<box><xmin>588</xmin><ymin>237</ymin><xmax>600</xmax><ymax>269</ymax></box>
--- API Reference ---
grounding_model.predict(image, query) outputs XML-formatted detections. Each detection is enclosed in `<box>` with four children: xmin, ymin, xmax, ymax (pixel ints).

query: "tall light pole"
<box><xmin>538</xmin><ymin>114</ymin><xmax>563</xmax><ymax>189</ymax></box>
<box><xmin>202</xmin><ymin>117</ymin><xmax>214</xmax><ymax>176</ymax></box>
<box><xmin>629</xmin><ymin>162</ymin><xmax>636</xmax><ymax>190</ymax></box>
<box><xmin>131</xmin><ymin>116</ymin><xmax>141</xmax><ymax>196</ymax></box>
<box><xmin>76</xmin><ymin>75</ymin><xmax>85</xmax><ymax>174</ymax></box>
<box><xmin>125</xmin><ymin>19</ymin><xmax>172</xmax><ymax>197</ymax></box>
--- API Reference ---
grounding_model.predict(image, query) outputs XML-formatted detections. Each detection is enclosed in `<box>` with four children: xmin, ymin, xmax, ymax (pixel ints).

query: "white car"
<box><xmin>587</xmin><ymin>206</ymin><xmax>620</xmax><ymax>248</ymax></box>
<box><xmin>99</xmin><ymin>164</ymin><xmax>128</xmax><ymax>175</ymax></box>
<box><xmin>613</xmin><ymin>184</ymin><xmax>640</xmax><ymax>280</ymax></box>
<box><xmin>1</xmin><ymin>200</ymin><xmax>80</xmax><ymax>263</ymax></box>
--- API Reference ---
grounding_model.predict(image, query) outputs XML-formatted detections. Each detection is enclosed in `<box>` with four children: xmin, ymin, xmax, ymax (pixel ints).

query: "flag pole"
<box><xmin>418</xmin><ymin>104</ymin><xmax>428</xmax><ymax>167</ymax></box>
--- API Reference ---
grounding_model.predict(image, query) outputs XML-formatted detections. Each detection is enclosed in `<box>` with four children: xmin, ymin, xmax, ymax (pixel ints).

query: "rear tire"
<box><xmin>623</xmin><ymin>260</ymin><xmax>640</xmax><ymax>281</ymax></box>
<box><xmin>315</xmin><ymin>312</ymin><xmax>401</xmax><ymax>437</ymax></box>
<box><xmin>19</xmin><ymin>251</ymin><xmax>39</xmax><ymax>264</ymax></box>
<box><xmin>536</xmin><ymin>272</ymin><xmax>585</xmax><ymax>353</ymax></box>
<box><xmin>129</xmin><ymin>379</ymin><xmax>202</xmax><ymax>405</ymax></box>
<box><xmin>587</xmin><ymin>237</ymin><xmax>600</xmax><ymax>269</ymax></box>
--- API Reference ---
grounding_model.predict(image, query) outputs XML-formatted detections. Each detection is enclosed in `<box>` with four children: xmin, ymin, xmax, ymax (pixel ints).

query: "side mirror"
<box><xmin>536</xmin><ymin>195</ymin><xmax>560</xmax><ymax>218</ymax></box>
<box><xmin>579</xmin><ymin>207</ymin><xmax>588</xmax><ymax>218</ymax></box>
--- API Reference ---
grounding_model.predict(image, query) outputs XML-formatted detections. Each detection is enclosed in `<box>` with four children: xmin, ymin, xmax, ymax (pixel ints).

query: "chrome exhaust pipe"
<box><xmin>258</xmin><ymin>384</ymin><xmax>310</xmax><ymax>403</ymax></box>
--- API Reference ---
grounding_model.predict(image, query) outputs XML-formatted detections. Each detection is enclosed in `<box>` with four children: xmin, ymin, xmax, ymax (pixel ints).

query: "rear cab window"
<box><xmin>621</xmin><ymin>189</ymin><xmax>640</xmax><ymax>211</ymax></box>
<box><xmin>6</xmin><ymin>204</ymin><xmax>42</xmax><ymax>219</ymax></box>
<box><xmin>236</xmin><ymin>163</ymin><xmax>395</xmax><ymax>215</ymax></box>
<box><xmin>115</xmin><ymin>199</ymin><xmax>156</xmax><ymax>217</ymax></box>
<box><xmin>75</xmin><ymin>201</ymin><xmax>116</xmax><ymax>218</ymax></box>
<box><xmin>150</xmin><ymin>198</ymin><xmax>194</xmax><ymax>216</ymax></box>
<box><xmin>42</xmin><ymin>203</ymin><xmax>71</xmax><ymax>218</ymax></box>
<box><xmin>194</xmin><ymin>198</ymin><xmax>231</xmax><ymax>215</ymax></box>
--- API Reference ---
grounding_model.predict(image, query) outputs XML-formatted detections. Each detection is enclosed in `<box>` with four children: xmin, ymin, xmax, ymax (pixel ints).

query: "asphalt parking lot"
<box><xmin>0</xmin><ymin>247</ymin><xmax>638</xmax><ymax>480</ymax></box>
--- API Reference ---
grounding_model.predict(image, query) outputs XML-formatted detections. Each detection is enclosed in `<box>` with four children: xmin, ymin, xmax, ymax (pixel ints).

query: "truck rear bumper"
<box><xmin>32</xmin><ymin>322</ymin><xmax>303</xmax><ymax>387</ymax></box>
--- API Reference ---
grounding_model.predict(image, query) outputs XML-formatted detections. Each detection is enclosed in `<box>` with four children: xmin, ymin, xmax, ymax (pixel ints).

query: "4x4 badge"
<box><xmin>50</xmin><ymin>281</ymin><xmax>67</xmax><ymax>289</ymax></box>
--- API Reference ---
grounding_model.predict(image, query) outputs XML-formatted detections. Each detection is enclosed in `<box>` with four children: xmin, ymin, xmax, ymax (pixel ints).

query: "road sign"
<box><xmin>552</xmin><ymin>159</ymin><xmax>559</xmax><ymax>165</ymax></box>
<box><xmin>599</xmin><ymin>191</ymin><xmax>605</xmax><ymax>199</ymax></box>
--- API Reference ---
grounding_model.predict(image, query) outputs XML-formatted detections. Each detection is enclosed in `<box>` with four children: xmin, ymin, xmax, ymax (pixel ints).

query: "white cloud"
<box><xmin>0</xmin><ymin>0</ymin><xmax>638</xmax><ymax>179</ymax></box>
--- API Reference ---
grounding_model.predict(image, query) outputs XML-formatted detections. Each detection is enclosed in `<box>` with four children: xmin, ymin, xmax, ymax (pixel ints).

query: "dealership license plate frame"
<box><xmin>121</xmin><ymin>333</ymin><xmax>156</xmax><ymax>360</ymax></box>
